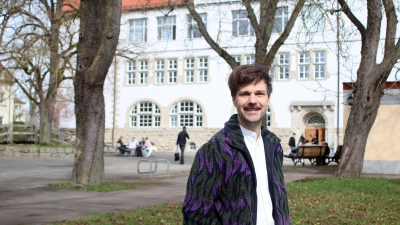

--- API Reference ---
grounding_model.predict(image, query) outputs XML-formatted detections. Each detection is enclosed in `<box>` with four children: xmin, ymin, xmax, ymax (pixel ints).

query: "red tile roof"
<box><xmin>122</xmin><ymin>0</ymin><xmax>189</xmax><ymax>10</ymax></box>
<box><xmin>63</xmin><ymin>0</ymin><xmax>191</xmax><ymax>11</ymax></box>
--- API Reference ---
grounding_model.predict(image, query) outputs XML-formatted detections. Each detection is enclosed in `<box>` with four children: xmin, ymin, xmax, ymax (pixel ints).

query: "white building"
<box><xmin>0</xmin><ymin>65</ymin><xmax>15</xmax><ymax>126</ymax></box>
<box><xmin>103</xmin><ymin>0</ymin><xmax>397</xmax><ymax>154</ymax></box>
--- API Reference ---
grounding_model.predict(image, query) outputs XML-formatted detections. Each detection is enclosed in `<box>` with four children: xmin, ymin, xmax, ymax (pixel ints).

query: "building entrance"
<box><xmin>304</xmin><ymin>115</ymin><xmax>325</xmax><ymax>144</ymax></box>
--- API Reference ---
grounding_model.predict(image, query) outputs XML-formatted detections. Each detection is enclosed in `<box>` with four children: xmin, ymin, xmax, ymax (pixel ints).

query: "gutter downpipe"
<box><xmin>336</xmin><ymin>0</ymin><xmax>340</xmax><ymax>152</ymax></box>
<box><xmin>112</xmin><ymin>57</ymin><xmax>117</xmax><ymax>148</ymax></box>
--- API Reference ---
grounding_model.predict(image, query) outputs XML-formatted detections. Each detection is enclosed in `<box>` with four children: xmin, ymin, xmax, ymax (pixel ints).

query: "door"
<box><xmin>318</xmin><ymin>128</ymin><xmax>325</xmax><ymax>144</ymax></box>
<box><xmin>305</xmin><ymin>128</ymin><xmax>317</xmax><ymax>143</ymax></box>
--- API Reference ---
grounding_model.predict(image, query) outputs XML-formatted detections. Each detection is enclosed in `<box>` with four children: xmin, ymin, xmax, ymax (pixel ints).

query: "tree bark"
<box><xmin>72</xmin><ymin>0</ymin><xmax>121</xmax><ymax>185</ymax></box>
<box><xmin>335</xmin><ymin>0</ymin><xmax>400</xmax><ymax>178</ymax></box>
<box><xmin>38</xmin><ymin>96</ymin><xmax>57</xmax><ymax>144</ymax></box>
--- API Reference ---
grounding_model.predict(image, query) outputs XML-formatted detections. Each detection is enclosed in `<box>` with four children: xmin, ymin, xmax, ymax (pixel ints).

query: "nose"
<box><xmin>248</xmin><ymin>93</ymin><xmax>257</xmax><ymax>103</ymax></box>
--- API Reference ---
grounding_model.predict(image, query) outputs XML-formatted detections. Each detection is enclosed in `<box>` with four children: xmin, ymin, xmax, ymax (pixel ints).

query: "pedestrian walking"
<box><xmin>176</xmin><ymin>126</ymin><xmax>189</xmax><ymax>164</ymax></box>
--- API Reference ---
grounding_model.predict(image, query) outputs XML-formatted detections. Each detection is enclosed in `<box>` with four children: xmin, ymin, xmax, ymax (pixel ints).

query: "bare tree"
<box><xmin>0</xmin><ymin>0</ymin><xmax>79</xmax><ymax>144</ymax></box>
<box><xmin>72</xmin><ymin>0</ymin><xmax>121</xmax><ymax>185</ymax></box>
<box><xmin>335</xmin><ymin>0</ymin><xmax>400</xmax><ymax>178</ymax></box>
<box><xmin>184</xmin><ymin>0</ymin><xmax>307</xmax><ymax>70</ymax></box>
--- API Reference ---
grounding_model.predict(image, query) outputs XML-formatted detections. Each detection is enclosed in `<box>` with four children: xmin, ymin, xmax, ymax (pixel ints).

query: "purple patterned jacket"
<box><xmin>182</xmin><ymin>114</ymin><xmax>289</xmax><ymax>224</ymax></box>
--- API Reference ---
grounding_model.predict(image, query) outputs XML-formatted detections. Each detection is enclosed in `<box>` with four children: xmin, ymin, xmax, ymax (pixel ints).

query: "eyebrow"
<box><xmin>238</xmin><ymin>89</ymin><xmax>267</xmax><ymax>94</ymax></box>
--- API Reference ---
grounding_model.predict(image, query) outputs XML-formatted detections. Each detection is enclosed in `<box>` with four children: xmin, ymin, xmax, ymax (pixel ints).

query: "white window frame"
<box><xmin>269</xmin><ymin>60</ymin><xmax>275</xmax><ymax>80</ymax></box>
<box><xmin>170</xmin><ymin>101</ymin><xmax>203</xmax><ymax>127</ymax></box>
<box><xmin>233</xmin><ymin>55</ymin><xmax>241</xmax><ymax>65</ymax></box>
<box><xmin>300</xmin><ymin>4</ymin><xmax>324</xmax><ymax>32</ymax></box>
<box><xmin>168</xmin><ymin>59</ymin><xmax>177</xmax><ymax>84</ymax></box>
<box><xmin>139</xmin><ymin>61</ymin><xmax>148</xmax><ymax>84</ymax></box>
<box><xmin>266</xmin><ymin>106</ymin><xmax>271</xmax><ymax>129</ymax></box>
<box><xmin>185</xmin><ymin>58</ymin><xmax>195</xmax><ymax>83</ymax></box>
<box><xmin>187</xmin><ymin>13</ymin><xmax>207</xmax><ymax>39</ymax></box>
<box><xmin>168</xmin><ymin>71</ymin><xmax>177</xmax><ymax>84</ymax></box>
<box><xmin>279</xmin><ymin>53</ymin><xmax>290</xmax><ymax>80</ymax></box>
<box><xmin>198</xmin><ymin>57</ymin><xmax>208</xmax><ymax>83</ymax></box>
<box><xmin>127</xmin><ymin>61</ymin><xmax>136</xmax><ymax>85</ymax></box>
<box><xmin>130</xmin><ymin>102</ymin><xmax>161</xmax><ymax>127</ymax></box>
<box><xmin>157</xmin><ymin>16</ymin><xmax>176</xmax><ymax>41</ymax></box>
<box><xmin>299</xmin><ymin>53</ymin><xmax>310</xmax><ymax>79</ymax></box>
<box><xmin>273</xmin><ymin>7</ymin><xmax>288</xmax><ymax>33</ymax></box>
<box><xmin>245</xmin><ymin>55</ymin><xmax>255</xmax><ymax>65</ymax></box>
<box><xmin>155</xmin><ymin>59</ymin><xmax>165</xmax><ymax>84</ymax></box>
<box><xmin>129</xmin><ymin>18</ymin><xmax>147</xmax><ymax>43</ymax></box>
<box><xmin>232</xmin><ymin>10</ymin><xmax>254</xmax><ymax>36</ymax></box>
<box><xmin>140</xmin><ymin>72</ymin><xmax>148</xmax><ymax>84</ymax></box>
<box><xmin>185</xmin><ymin>70</ymin><xmax>194</xmax><ymax>83</ymax></box>
<box><xmin>314</xmin><ymin>51</ymin><xmax>325</xmax><ymax>79</ymax></box>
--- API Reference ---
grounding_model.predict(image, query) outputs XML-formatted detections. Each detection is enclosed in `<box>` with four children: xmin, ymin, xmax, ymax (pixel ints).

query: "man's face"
<box><xmin>232</xmin><ymin>80</ymin><xmax>270</xmax><ymax>130</ymax></box>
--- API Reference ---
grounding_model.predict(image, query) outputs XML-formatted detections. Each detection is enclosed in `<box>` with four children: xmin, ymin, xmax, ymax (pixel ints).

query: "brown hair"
<box><xmin>228</xmin><ymin>64</ymin><xmax>272</xmax><ymax>97</ymax></box>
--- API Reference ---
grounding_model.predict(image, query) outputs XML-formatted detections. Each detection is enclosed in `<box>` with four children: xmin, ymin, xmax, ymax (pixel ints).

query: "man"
<box><xmin>182</xmin><ymin>65</ymin><xmax>289</xmax><ymax>224</ymax></box>
<box><xmin>128</xmin><ymin>137</ymin><xmax>140</xmax><ymax>156</ymax></box>
<box><xmin>311</xmin><ymin>135</ymin><xmax>318</xmax><ymax>145</ymax></box>
<box><xmin>176</xmin><ymin>126</ymin><xmax>190</xmax><ymax>164</ymax></box>
<box><xmin>288</xmin><ymin>132</ymin><xmax>296</xmax><ymax>150</ymax></box>
<box><xmin>285</xmin><ymin>133</ymin><xmax>298</xmax><ymax>159</ymax></box>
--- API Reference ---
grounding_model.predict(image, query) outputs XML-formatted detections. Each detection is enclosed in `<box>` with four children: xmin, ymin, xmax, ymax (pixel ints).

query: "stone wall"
<box><xmin>104</xmin><ymin>128</ymin><xmax>221</xmax><ymax>152</ymax></box>
<box><xmin>0</xmin><ymin>145</ymin><xmax>75</xmax><ymax>159</ymax></box>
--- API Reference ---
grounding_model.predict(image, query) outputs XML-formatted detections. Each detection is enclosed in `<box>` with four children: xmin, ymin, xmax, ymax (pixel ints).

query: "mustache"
<box><xmin>244</xmin><ymin>105</ymin><xmax>261</xmax><ymax>110</ymax></box>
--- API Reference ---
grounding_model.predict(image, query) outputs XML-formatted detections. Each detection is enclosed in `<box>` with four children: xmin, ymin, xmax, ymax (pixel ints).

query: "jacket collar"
<box><xmin>223</xmin><ymin>114</ymin><xmax>280</xmax><ymax>147</ymax></box>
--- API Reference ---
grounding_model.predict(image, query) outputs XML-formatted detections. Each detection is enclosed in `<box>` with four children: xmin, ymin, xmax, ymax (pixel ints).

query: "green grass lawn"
<box><xmin>53</xmin><ymin>177</ymin><xmax>400</xmax><ymax>225</ymax></box>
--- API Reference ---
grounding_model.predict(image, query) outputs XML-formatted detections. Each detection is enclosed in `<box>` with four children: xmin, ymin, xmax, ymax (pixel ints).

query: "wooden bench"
<box><xmin>326</xmin><ymin>145</ymin><xmax>343</xmax><ymax>165</ymax></box>
<box><xmin>291</xmin><ymin>145</ymin><xmax>327</xmax><ymax>166</ymax></box>
<box><xmin>137</xmin><ymin>159</ymin><xmax>170</xmax><ymax>179</ymax></box>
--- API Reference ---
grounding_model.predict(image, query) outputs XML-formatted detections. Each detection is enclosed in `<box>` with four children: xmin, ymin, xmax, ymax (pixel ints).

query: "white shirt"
<box><xmin>128</xmin><ymin>139</ymin><xmax>139</xmax><ymax>149</ymax></box>
<box><xmin>240</xmin><ymin>125</ymin><xmax>275</xmax><ymax>225</ymax></box>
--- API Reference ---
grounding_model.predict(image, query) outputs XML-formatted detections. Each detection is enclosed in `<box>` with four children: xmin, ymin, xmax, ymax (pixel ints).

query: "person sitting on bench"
<box><xmin>144</xmin><ymin>137</ymin><xmax>158</xmax><ymax>157</ymax></box>
<box><xmin>285</xmin><ymin>137</ymin><xmax>306</xmax><ymax>158</ymax></box>
<box><xmin>128</xmin><ymin>137</ymin><xmax>141</xmax><ymax>156</ymax></box>
<box><xmin>117</xmin><ymin>136</ymin><xmax>128</xmax><ymax>155</ymax></box>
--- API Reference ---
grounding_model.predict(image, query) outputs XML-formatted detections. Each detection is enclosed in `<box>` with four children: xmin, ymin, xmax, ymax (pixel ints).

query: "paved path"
<box><xmin>0</xmin><ymin>151</ymin><xmax>393</xmax><ymax>225</ymax></box>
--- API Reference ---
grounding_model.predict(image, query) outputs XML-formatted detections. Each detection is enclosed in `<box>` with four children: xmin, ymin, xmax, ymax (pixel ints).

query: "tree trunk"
<box><xmin>38</xmin><ymin>95</ymin><xmax>56</xmax><ymax>144</ymax></box>
<box><xmin>335</xmin><ymin>77</ymin><xmax>382</xmax><ymax>178</ymax></box>
<box><xmin>72</xmin><ymin>0</ymin><xmax>121</xmax><ymax>186</ymax></box>
<box><xmin>334</xmin><ymin>0</ymin><xmax>397</xmax><ymax>178</ymax></box>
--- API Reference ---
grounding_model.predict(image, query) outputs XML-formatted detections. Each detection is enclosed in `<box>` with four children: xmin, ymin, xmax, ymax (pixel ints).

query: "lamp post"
<box><xmin>347</xmin><ymin>93</ymin><xmax>354</xmax><ymax>106</ymax></box>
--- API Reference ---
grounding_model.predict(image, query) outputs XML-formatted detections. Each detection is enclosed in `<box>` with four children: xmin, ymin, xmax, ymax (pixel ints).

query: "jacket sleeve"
<box><xmin>182</xmin><ymin>143</ymin><xmax>222</xmax><ymax>224</ymax></box>
<box><xmin>186</xmin><ymin>133</ymin><xmax>190</xmax><ymax>140</ymax></box>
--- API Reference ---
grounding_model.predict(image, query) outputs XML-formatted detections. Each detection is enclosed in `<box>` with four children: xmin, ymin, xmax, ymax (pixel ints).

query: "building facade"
<box><xmin>103</xmin><ymin>0</ymin><xmax>397</xmax><ymax>154</ymax></box>
<box><xmin>0</xmin><ymin>67</ymin><xmax>15</xmax><ymax>126</ymax></box>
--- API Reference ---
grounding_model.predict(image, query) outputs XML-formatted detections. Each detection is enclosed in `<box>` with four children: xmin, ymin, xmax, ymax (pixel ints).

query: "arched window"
<box><xmin>307</xmin><ymin>115</ymin><xmax>325</xmax><ymax>125</ymax></box>
<box><xmin>170</xmin><ymin>101</ymin><xmax>203</xmax><ymax>127</ymax></box>
<box><xmin>130</xmin><ymin>101</ymin><xmax>161</xmax><ymax>127</ymax></box>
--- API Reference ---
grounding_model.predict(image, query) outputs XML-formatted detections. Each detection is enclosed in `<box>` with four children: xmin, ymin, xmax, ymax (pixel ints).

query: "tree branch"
<box><xmin>184</xmin><ymin>0</ymin><xmax>238</xmax><ymax>69</ymax></box>
<box><xmin>338</xmin><ymin>0</ymin><xmax>366</xmax><ymax>42</ymax></box>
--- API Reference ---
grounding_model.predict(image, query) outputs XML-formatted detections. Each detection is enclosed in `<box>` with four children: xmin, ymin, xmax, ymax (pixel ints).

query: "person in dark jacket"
<box><xmin>288</xmin><ymin>132</ymin><xmax>296</xmax><ymax>149</ymax></box>
<box><xmin>176</xmin><ymin>126</ymin><xmax>190</xmax><ymax>164</ymax></box>
<box><xmin>117</xmin><ymin>136</ymin><xmax>128</xmax><ymax>155</ymax></box>
<box><xmin>182</xmin><ymin>65</ymin><xmax>289</xmax><ymax>224</ymax></box>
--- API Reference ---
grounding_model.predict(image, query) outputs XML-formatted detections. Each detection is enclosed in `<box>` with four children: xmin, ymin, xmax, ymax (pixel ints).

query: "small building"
<box><xmin>13</xmin><ymin>98</ymin><xmax>26</xmax><ymax>123</ymax></box>
<box><xmin>0</xmin><ymin>65</ymin><xmax>15</xmax><ymax>126</ymax></box>
<box><xmin>343</xmin><ymin>82</ymin><xmax>400</xmax><ymax>174</ymax></box>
